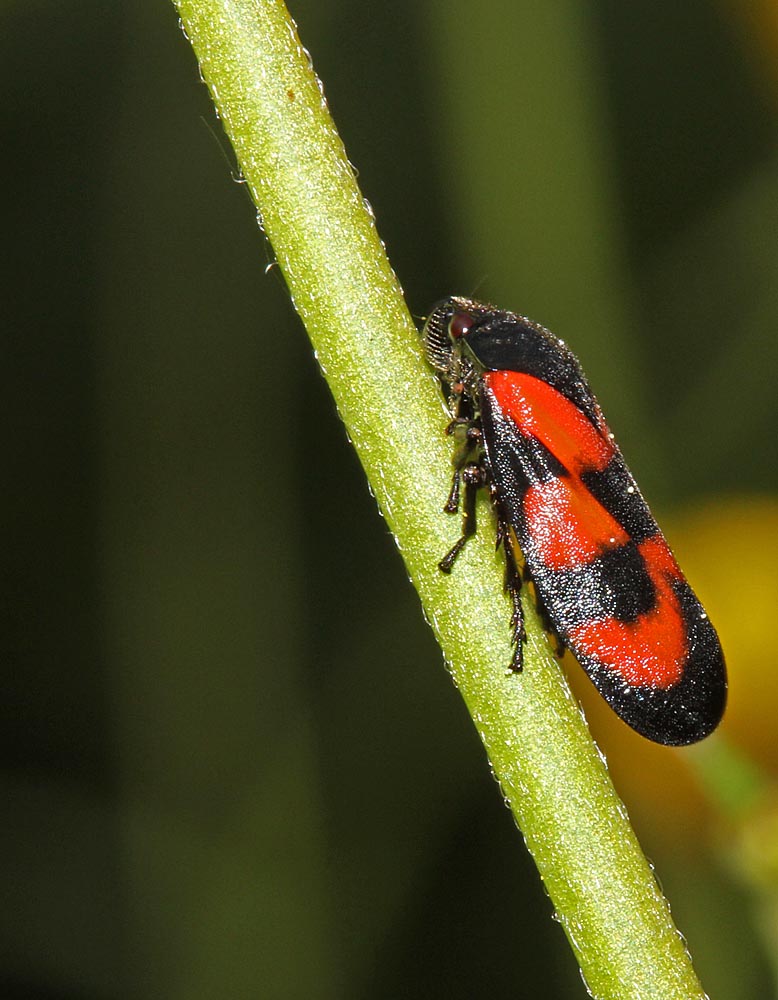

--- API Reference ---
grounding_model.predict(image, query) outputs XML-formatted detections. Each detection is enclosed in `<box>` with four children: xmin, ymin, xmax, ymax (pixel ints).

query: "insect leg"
<box><xmin>499</xmin><ymin>526</ymin><xmax>526</xmax><ymax>672</ymax></box>
<box><xmin>444</xmin><ymin>469</ymin><xmax>462</xmax><ymax>515</ymax></box>
<box><xmin>531</xmin><ymin>586</ymin><xmax>567</xmax><ymax>659</ymax></box>
<box><xmin>443</xmin><ymin>425</ymin><xmax>483</xmax><ymax>514</ymax></box>
<box><xmin>439</xmin><ymin>463</ymin><xmax>485</xmax><ymax>573</ymax></box>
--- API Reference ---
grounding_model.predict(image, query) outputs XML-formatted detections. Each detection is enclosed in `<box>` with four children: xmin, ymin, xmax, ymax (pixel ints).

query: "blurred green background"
<box><xmin>3</xmin><ymin>1</ymin><xmax>778</xmax><ymax>997</ymax></box>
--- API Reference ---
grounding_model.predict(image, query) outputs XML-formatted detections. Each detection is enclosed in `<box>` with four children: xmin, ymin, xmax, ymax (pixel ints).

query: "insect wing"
<box><xmin>479</xmin><ymin>371</ymin><xmax>727</xmax><ymax>746</ymax></box>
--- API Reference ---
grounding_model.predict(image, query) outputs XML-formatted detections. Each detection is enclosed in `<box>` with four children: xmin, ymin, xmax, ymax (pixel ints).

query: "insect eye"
<box><xmin>449</xmin><ymin>311</ymin><xmax>474</xmax><ymax>340</ymax></box>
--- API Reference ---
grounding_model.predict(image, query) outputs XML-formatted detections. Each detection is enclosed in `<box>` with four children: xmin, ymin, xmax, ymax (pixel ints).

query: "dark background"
<box><xmin>3</xmin><ymin>1</ymin><xmax>777</xmax><ymax>997</ymax></box>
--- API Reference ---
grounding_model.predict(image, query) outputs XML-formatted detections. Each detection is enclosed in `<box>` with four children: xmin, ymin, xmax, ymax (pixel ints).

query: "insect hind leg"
<box><xmin>498</xmin><ymin>524</ymin><xmax>526</xmax><ymax>672</ymax></box>
<box><xmin>516</xmin><ymin>559</ymin><xmax>568</xmax><ymax>660</ymax></box>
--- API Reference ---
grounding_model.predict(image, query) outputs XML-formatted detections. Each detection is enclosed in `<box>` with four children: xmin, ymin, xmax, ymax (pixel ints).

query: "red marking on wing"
<box><xmin>523</xmin><ymin>478</ymin><xmax>629</xmax><ymax>571</ymax></box>
<box><xmin>485</xmin><ymin>371</ymin><xmax>624</xmax><ymax>570</ymax></box>
<box><xmin>484</xmin><ymin>371</ymin><xmax>690</xmax><ymax>689</ymax></box>
<box><xmin>569</xmin><ymin>537</ymin><xmax>687</xmax><ymax>689</ymax></box>
<box><xmin>484</xmin><ymin>370</ymin><xmax>613</xmax><ymax>474</ymax></box>
<box><xmin>640</xmin><ymin>531</ymin><xmax>683</xmax><ymax>579</ymax></box>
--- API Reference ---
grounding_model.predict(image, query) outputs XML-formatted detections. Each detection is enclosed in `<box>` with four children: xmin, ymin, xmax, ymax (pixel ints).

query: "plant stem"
<box><xmin>172</xmin><ymin>1</ymin><xmax>707</xmax><ymax>995</ymax></box>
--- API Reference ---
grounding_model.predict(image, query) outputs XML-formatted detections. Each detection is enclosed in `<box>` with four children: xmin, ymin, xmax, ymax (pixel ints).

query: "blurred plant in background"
<box><xmin>2</xmin><ymin>1</ymin><xmax>777</xmax><ymax>998</ymax></box>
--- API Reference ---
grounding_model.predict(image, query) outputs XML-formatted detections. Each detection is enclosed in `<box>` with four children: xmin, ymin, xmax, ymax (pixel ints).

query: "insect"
<box><xmin>423</xmin><ymin>296</ymin><xmax>727</xmax><ymax>745</ymax></box>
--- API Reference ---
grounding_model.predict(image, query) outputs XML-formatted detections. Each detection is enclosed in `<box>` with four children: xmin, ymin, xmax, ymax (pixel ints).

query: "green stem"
<box><xmin>172</xmin><ymin>2</ymin><xmax>707</xmax><ymax>996</ymax></box>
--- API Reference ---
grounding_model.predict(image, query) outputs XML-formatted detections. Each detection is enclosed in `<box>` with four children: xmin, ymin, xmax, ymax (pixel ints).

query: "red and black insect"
<box><xmin>423</xmin><ymin>296</ymin><xmax>726</xmax><ymax>746</ymax></box>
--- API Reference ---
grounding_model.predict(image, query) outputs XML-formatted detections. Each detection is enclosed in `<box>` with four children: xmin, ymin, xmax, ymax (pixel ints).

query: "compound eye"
<box><xmin>449</xmin><ymin>310</ymin><xmax>474</xmax><ymax>340</ymax></box>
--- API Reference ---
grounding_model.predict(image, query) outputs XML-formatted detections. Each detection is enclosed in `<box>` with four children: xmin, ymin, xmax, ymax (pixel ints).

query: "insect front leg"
<box><xmin>443</xmin><ymin>423</ymin><xmax>483</xmax><ymax>514</ymax></box>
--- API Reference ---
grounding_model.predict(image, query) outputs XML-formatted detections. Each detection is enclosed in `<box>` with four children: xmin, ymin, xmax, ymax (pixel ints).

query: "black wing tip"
<box><xmin>628</xmin><ymin>676</ymin><xmax>727</xmax><ymax>746</ymax></box>
<box><xmin>576</xmin><ymin>578</ymin><xmax>728</xmax><ymax>746</ymax></box>
<box><xmin>587</xmin><ymin>647</ymin><xmax>727</xmax><ymax>746</ymax></box>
